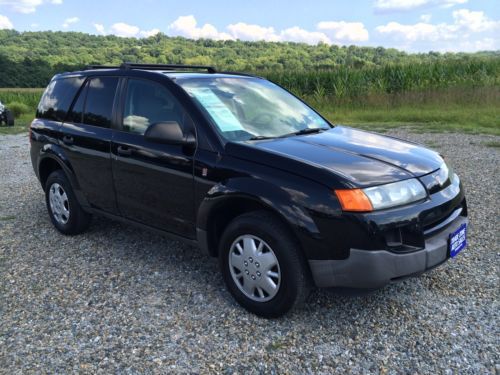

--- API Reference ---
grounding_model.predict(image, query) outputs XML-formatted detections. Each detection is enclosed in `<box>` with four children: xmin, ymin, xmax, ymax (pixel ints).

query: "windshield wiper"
<box><xmin>278</xmin><ymin>127</ymin><xmax>329</xmax><ymax>138</ymax></box>
<box><xmin>248</xmin><ymin>127</ymin><xmax>329</xmax><ymax>141</ymax></box>
<box><xmin>248</xmin><ymin>135</ymin><xmax>277</xmax><ymax>140</ymax></box>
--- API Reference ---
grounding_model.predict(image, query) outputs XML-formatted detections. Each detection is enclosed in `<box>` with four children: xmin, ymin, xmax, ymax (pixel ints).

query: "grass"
<box><xmin>0</xmin><ymin>215</ymin><xmax>16</xmax><ymax>221</ymax></box>
<box><xmin>0</xmin><ymin>86</ymin><xmax>499</xmax><ymax>136</ymax></box>
<box><xmin>319</xmin><ymin>104</ymin><xmax>500</xmax><ymax>135</ymax></box>
<box><xmin>0</xmin><ymin>113</ymin><xmax>34</xmax><ymax>135</ymax></box>
<box><xmin>310</xmin><ymin>86</ymin><xmax>500</xmax><ymax>135</ymax></box>
<box><xmin>484</xmin><ymin>141</ymin><xmax>500</xmax><ymax>148</ymax></box>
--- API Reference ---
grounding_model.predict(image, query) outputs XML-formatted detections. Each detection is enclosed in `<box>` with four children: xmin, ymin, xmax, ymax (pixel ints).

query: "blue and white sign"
<box><xmin>186</xmin><ymin>87</ymin><xmax>244</xmax><ymax>132</ymax></box>
<box><xmin>449</xmin><ymin>223</ymin><xmax>467</xmax><ymax>258</ymax></box>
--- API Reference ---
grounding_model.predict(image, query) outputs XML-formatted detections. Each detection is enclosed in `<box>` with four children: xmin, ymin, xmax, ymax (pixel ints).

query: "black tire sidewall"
<box><xmin>45</xmin><ymin>170</ymin><xmax>84</xmax><ymax>234</ymax></box>
<box><xmin>219</xmin><ymin>213</ymin><xmax>306</xmax><ymax>318</ymax></box>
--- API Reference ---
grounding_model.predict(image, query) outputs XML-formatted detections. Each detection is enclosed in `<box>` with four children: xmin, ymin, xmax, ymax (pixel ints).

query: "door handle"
<box><xmin>117</xmin><ymin>146</ymin><xmax>132</xmax><ymax>156</ymax></box>
<box><xmin>62</xmin><ymin>135</ymin><xmax>73</xmax><ymax>145</ymax></box>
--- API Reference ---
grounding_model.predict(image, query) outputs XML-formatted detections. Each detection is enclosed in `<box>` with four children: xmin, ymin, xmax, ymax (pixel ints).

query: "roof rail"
<box><xmin>85</xmin><ymin>62</ymin><xmax>217</xmax><ymax>73</ymax></box>
<box><xmin>85</xmin><ymin>65</ymin><xmax>121</xmax><ymax>70</ymax></box>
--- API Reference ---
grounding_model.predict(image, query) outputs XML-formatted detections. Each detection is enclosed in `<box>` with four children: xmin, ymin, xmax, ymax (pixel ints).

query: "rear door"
<box><xmin>111</xmin><ymin>77</ymin><xmax>197</xmax><ymax>238</ymax></box>
<box><xmin>61</xmin><ymin>76</ymin><xmax>120</xmax><ymax>214</ymax></box>
<box><xmin>31</xmin><ymin>76</ymin><xmax>85</xmax><ymax>166</ymax></box>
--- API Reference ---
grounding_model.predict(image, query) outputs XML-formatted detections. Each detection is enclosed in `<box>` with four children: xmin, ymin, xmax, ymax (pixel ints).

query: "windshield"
<box><xmin>177</xmin><ymin>77</ymin><xmax>331</xmax><ymax>141</ymax></box>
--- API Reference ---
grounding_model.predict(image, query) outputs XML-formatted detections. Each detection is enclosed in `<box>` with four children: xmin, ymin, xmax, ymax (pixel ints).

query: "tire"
<box><xmin>219</xmin><ymin>210</ymin><xmax>312</xmax><ymax>318</ymax></box>
<box><xmin>5</xmin><ymin>110</ymin><xmax>14</xmax><ymax>126</ymax></box>
<box><xmin>45</xmin><ymin>170</ymin><xmax>91</xmax><ymax>235</ymax></box>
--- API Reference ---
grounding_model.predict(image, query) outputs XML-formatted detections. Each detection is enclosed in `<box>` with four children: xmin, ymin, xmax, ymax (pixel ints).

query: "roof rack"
<box><xmin>85</xmin><ymin>62</ymin><xmax>217</xmax><ymax>73</ymax></box>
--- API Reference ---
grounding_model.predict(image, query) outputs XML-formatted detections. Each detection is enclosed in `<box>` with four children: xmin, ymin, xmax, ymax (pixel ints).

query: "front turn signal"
<box><xmin>335</xmin><ymin>189</ymin><xmax>373</xmax><ymax>212</ymax></box>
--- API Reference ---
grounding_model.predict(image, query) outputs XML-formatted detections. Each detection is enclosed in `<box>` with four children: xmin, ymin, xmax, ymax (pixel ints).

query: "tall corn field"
<box><xmin>264</xmin><ymin>59</ymin><xmax>500</xmax><ymax>100</ymax></box>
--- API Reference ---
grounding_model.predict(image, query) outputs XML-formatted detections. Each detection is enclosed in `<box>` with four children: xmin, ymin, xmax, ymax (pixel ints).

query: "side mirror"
<box><xmin>144</xmin><ymin>121</ymin><xmax>195</xmax><ymax>146</ymax></box>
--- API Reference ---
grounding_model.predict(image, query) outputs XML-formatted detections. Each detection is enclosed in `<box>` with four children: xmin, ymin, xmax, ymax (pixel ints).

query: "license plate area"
<box><xmin>449</xmin><ymin>223</ymin><xmax>467</xmax><ymax>258</ymax></box>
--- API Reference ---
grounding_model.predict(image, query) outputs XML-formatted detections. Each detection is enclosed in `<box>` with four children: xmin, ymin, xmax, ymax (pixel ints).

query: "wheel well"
<box><xmin>39</xmin><ymin>158</ymin><xmax>63</xmax><ymax>189</ymax></box>
<box><xmin>206</xmin><ymin>198</ymin><xmax>297</xmax><ymax>257</ymax></box>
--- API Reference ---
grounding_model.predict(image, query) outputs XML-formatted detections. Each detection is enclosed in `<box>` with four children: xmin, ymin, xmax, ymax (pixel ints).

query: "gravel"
<box><xmin>1</xmin><ymin>130</ymin><xmax>499</xmax><ymax>373</ymax></box>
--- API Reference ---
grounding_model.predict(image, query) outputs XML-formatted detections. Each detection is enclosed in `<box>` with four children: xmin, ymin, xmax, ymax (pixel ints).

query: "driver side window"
<box><xmin>122</xmin><ymin>79</ymin><xmax>184</xmax><ymax>135</ymax></box>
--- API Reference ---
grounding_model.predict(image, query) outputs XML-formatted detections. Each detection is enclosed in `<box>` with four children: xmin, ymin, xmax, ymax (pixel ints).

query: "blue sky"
<box><xmin>0</xmin><ymin>0</ymin><xmax>498</xmax><ymax>52</ymax></box>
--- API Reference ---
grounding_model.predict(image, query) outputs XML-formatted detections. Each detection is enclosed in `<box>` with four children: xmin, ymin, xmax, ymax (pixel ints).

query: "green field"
<box><xmin>1</xmin><ymin>85</ymin><xmax>499</xmax><ymax>136</ymax></box>
<box><xmin>0</xmin><ymin>88</ymin><xmax>43</xmax><ymax>135</ymax></box>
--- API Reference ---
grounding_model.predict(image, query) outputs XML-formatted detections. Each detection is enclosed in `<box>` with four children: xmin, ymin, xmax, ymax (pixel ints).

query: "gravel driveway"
<box><xmin>1</xmin><ymin>130</ymin><xmax>499</xmax><ymax>374</ymax></box>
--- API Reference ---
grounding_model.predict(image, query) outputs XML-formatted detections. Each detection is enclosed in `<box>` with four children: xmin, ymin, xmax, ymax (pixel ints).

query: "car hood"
<box><xmin>225</xmin><ymin>126</ymin><xmax>443</xmax><ymax>188</ymax></box>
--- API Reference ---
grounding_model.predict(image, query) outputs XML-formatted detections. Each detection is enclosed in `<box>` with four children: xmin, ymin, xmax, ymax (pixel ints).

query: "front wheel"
<box><xmin>219</xmin><ymin>211</ymin><xmax>312</xmax><ymax>318</ymax></box>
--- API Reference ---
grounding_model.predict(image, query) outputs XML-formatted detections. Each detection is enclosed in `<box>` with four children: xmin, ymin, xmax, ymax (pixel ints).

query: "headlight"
<box><xmin>335</xmin><ymin>178</ymin><xmax>428</xmax><ymax>212</ymax></box>
<box><xmin>363</xmin><ymin>178</ymin><xmax>427</xmax><ymax>210</ymax></box>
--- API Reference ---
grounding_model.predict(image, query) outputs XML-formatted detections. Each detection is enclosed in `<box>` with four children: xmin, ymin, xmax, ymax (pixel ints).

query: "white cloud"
<box><xmin>138</xmin><ymin>28</ymin><xmax>160</xmax><ymax>38</ymax></box>
<box><xmin>110</xmin><ymin>22</ymin><xmax>140</xmax><ymax>38</ymax></box>
<box><xmin>376</xmin><ymin>8</ymin><xmax>500</xmax><ymax>51</ymax></box>
<box><xmin>227</xmin><ymin>22</ymin><xmax>279</xmax><ymax>42</ymax></box>
<box><xmin>0</xmin><ymin>0</ymin><xmax>42</xmax><ymax>13</ymax></box>
<box><xmin>93</xmin><ymin>23</ymin><xmax>105</xmax><ymax>35</ymax></box>
<box><xmin>374</xmin><ymin>0</ymin><xmax>467</xmax><ymax>12</ymax></box>
<box><xmin>439</xmin><ymin>0</ymin><xmax>467</xmax><ymax>8</ymax></box>
<box><xmin>62</xmin><ymin>16</ymin><xmax>79</xmax><ymax>29</ymax></box>
<box><xmin>317</xmin><ymin>21</ymin><xmax>369</xmax><ymax>42</ymax></box>
<box><xmin>0</xmin><ymin>0</ymin><xmax>61</xmax><ymax>13</ymax></box>
<box><xmin>167</xmin><ymin>15</ymin><xmax>368</xmax><ymax>45</ymax></box>
<box><xmin>376</xmin><ymin>21</ymin><xmax>453</xmax><ymax>42</ymax></box>
<box><xmin>450</xmin><ymin>37</ymin><xmax>497</xmax><ymax>52</ymax></box>
<box><xmin>452</xmin><ymin>9</ymin><xmax>500</xmax><ymax>32</ymax></box>
<box><xmin>0</xmin><ymin>14</ymin><xmax>13</xmax><ymax>29</ymax></box>
<box><xmin>95</xmin><ymin>23</ymin><xmax>161</xmax><ymax>38</ymax></box>
<box><xmin>169</xmin><ymin>15</ymin><xmax>233</xmax><ymax>40</ymax></box>
<box><xmin>420</xmin><ymin>14</ymin><xmax>432</xmax><ymax>22</ymax></box>
<box><xmin>280</xmin><ymin>27</ymin><xmax>331</xmax><ymax>44</ymax></box>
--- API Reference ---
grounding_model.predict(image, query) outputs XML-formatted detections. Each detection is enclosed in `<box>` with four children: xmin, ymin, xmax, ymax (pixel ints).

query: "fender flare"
<box><xmin>37</xmin><ymin>144</ymin><xmax>90</xmax><ymax>209</ymax></box>
<box><xmin>196</xmin><ymin>177</ymin><xmax>321</xmax><ymax>256</ymax></box>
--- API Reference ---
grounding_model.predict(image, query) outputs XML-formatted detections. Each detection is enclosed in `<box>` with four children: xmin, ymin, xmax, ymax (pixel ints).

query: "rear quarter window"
<box><xmin>37</xmin><ymin>77</ymin><xmax>84</xmax><ymax>121</ymax></box>
<box><xmin>83</xmin><ymin>77</ymin><xmax>119</xmax><ymax>128</ymax></box>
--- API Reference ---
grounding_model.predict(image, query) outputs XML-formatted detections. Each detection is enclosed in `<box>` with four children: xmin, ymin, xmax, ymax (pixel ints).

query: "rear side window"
<box><xmin>83</xmin><ymin>77</ymin><xmax>119</xmax><ymax>128</ymax></box>
<box><xmin>67</xmin><ymin>81</ymin><xmax>88</xmax><ymax>124</ymax></box>
<box><xmin>37</xmin><ymin>77</ymin><xmax>84</xmax><ymax>121</ymax></box>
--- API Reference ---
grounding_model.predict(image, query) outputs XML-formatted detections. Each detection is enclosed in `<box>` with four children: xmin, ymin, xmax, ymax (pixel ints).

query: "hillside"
<box><xmin>0</xmin><ymin>29</ymin><xmax>499</xmax><ymax>87</ymax></box>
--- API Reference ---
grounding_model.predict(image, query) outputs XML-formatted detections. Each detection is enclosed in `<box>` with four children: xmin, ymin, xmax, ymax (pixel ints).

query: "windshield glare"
<box><xmin>177</xmin><ymin>77</ymin><xmax>330</xmax><ymax>141</ymax></box>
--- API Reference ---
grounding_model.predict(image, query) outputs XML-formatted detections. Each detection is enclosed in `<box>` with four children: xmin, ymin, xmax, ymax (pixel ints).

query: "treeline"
<box><xmin>0</xmin><ymin>30</ymin><xmax>499</xmax><ymax>90</ymax></box>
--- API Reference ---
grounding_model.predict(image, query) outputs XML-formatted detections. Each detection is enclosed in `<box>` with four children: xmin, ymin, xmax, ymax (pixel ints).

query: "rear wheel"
<box><xmin>45</xmin><ymin>170</ymin><xmax>91</xmax><ymax>235</ymax></box>
<box><xmin>219</xmin><ymin>210</ymin><xmax>312</xmax><ymax>318</ymax></box>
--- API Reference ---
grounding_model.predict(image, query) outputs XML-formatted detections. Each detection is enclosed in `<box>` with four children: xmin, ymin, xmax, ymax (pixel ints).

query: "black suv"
<box><xmin>30</xmin><ymin>63</ymin><xmax>468</xmax><ymax>317</ymax></box>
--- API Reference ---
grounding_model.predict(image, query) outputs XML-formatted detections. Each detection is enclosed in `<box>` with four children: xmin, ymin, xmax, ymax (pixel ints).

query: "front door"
<box><xmin>111</xmin><ymin>78</ymin><xmax>197</xmax><ymax>238</ymax></box>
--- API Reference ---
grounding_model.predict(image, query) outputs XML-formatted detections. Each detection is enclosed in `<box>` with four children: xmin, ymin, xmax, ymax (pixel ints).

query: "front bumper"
<box><xmin>309</xmin><ymin>215</ymin><xmax>468</xmax><ymax>288</ymax></box>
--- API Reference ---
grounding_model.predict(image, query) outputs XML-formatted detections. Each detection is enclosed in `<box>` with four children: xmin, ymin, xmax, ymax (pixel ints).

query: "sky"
<box><xmin>0</xmin><ymin>0</ymin><xmax>498</xmax><ymax>52</ymax></box>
